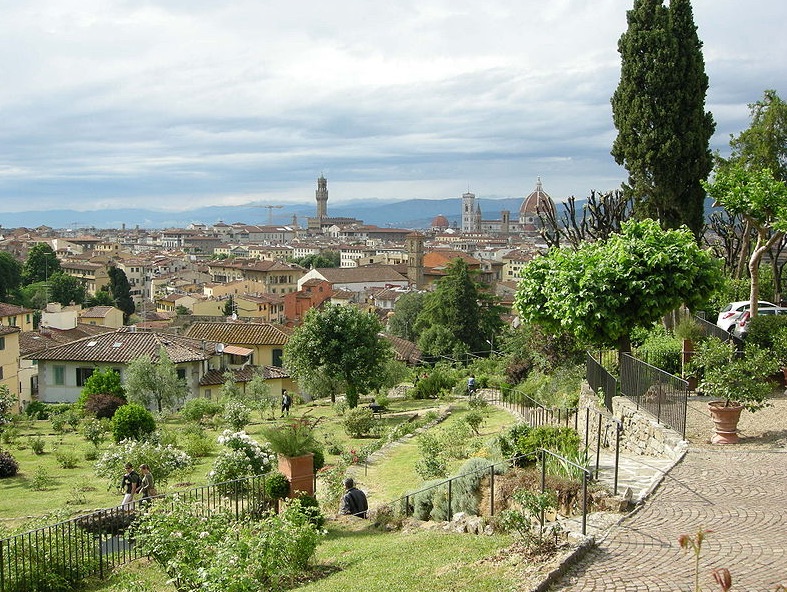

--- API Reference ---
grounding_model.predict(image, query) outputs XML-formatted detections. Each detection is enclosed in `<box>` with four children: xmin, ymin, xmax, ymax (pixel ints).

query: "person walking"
<box><xmin>339</xmin><ymin>477</ymin><xmax>368</xmax><ymax>518</ymax></box>
<box><xmin>281</xmin><ymin>389</ymin><xmax>292</xmax><ymax>417</ymax></box>
<box><xmin>467</xmin><ymin>374</ymin><xmax>477</xmax><ymax>395</ymax></box>
<box><xmin>119</xmin><ymin>462</ymin><xmax>140</xmax><ymax>510</ymax></box>
<box><xmin>138</xmin><ymin>464</ymin><xmax>157</xmax><ymax>502</ymax></box>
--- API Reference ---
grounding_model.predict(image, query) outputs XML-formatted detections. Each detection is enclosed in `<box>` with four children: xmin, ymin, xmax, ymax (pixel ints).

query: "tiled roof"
<box><xmin>80</xmin><ymin>306</ymin><xmax>116</xmax><ymax>318</ymax></box>
<box><xmin>199</xmin><ymin>365</ymin><xmax>290</xmax><ymax>386</ymax></box>
<box><xmin>382</xmin><ymin>334</ymin><xmax>422</xmax><ymax>365</ymax></box>
<box><xmin>0</xmin><ymin>326</ymin><xmax>21</xmax><ymax>337</ymax></box>
<box><xmin>185</xmin><ymin>322</ymin><xmax>290</xmax><ymax>346</ymax></box>
<box><xmin>20</xmin><ymin>324</ymin><xmax>114</xmax><ymax>355</ymax></box>
<box><xmin>314</xmin><ymin>266</ymin><xmax>408</xmax><ymax>283</ymax></box>
<box><xmin>24</xmin><ymin>328</ymin><xmax>211</xmax><ymax>363</ymax></box>
<box><xmin>0</xmin><ymin>303</ymin><xmax>34</xmax><ymax>317</ymax></box>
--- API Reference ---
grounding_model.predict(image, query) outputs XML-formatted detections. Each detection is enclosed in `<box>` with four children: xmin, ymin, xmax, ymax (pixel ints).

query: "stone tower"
<box><xmin>405</xmin><ymin>232</ymin><xmax>424</xmax><ymax>289</ymax></box>
<box><xmin>315</xmin><ymin>174</ymin><xmax>328</xmax><ymax>219</ymax></box>
<box><xmin>461</xmin><ymin>191</ymin><xmax>478</xmax><ymax>233</ymax></box>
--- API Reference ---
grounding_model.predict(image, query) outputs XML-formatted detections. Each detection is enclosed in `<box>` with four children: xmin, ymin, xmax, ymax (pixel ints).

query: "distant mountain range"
<box><xmin>0</xmin><ymin>197</ymin><xmax>527</xmax><ymax>231</ymax></box>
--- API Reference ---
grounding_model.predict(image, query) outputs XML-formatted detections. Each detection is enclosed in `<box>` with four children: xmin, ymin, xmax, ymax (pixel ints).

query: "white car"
<box><xmin>716</xmin><ymin>300</ymin><xmax>778</xmax><ymax>333</ymax></box>
<box><xmin>732</xmin><ymin>306</ymin><xmax>787</xmax><ymax>339</ymax></box>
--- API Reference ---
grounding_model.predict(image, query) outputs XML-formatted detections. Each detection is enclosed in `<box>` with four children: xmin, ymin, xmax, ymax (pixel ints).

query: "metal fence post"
<box><xmin>447</xmin><ymin>480</ymin><xmax>453</xmax><ymax>521</ymax></box>
<box><xmin>595</xmin><ymin>413</ymin><xmax>602</xmax><ymax>480</ymax></box>
<box><xmin>581</xmin><ymin>470</ymin><xmax>588</xmax><ymax>536</ymax></box>
<box><xmin>489</xmin><ymin>466</ymin><xmax>495</xmax><ymax>516</ymax></box>
<box><xmin>614</xmin><ymin>422</ymin><xmax>622</xmax><ymax>496</ymax></box>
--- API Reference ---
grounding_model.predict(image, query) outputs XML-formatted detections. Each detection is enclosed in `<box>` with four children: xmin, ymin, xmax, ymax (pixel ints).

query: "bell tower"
<box><xmin>315</xmin><ymin>174</ymin><xmax>328</xmax><ymax>219</ymax></box>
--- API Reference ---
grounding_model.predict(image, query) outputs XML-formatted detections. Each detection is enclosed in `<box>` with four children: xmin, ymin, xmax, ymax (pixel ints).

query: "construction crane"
<box><xmin>250</xmin><ymin>204</ymin><xmax>283</xmax><ymax>225</ymax></box>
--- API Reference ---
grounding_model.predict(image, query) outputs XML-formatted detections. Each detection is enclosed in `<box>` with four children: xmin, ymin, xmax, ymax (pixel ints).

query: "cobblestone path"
<box><xmin>549</xmin><ymin>448</ymin><xmax>787</xmax><ymax>591</ymax></box>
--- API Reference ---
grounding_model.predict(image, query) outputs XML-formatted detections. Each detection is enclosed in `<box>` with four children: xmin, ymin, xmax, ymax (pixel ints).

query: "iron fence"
<box><xmin>487</xmin><ymin>386</ymin><xmax>579</xmax><ymax>431</ymax></box>
<box><xmin>586</xmin><ymin>352</ymin><xmax>618</xmax><ymax>411</ymax></box>
<box><xmin>619</xmin><ymin>353</ymin><xmax>688</xmax><ymax>439</ymax></box>
<box><xmin>0</xmin><ymin>473</ymin><xmax>278</xmax><ymax>592</ymax></box>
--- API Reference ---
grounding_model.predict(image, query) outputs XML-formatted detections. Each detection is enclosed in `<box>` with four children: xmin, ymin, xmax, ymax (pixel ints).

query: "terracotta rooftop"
<box><xmin>20</xmin><ymin>324</ymin><xmax>114</xmax><ymax>355</ymax></box>
<box><xmin>79</xmin><ymin>306</ymin><xmax>116</xmax><ymax>318</ymax></box>
<box><xmin>0</xmin><ymin>303</ymin><xmax>35</xmax><ymax>317</ymax></box>
<box><xmin>185</xmin><ymin>322</ymin><xmax>290</xmax><ymax>346</ymax></box>
<box><xmin>199</xmin><ymin>365</ymin><xmax>290</xmax><ymax>386</ymax></box>
<box><xmin>24</xmin><ymin>328</ymin><xmax>211</xmax><ymax>363</ymax></box>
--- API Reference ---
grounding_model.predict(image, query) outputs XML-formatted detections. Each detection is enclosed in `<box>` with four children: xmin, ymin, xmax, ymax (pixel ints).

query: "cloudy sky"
<box><xmin>0</xmin><ymin>0</ymin><xmax>785</xmax><ymax>214</ymax></box>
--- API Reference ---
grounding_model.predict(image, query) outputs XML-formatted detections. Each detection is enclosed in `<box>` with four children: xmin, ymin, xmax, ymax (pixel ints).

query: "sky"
<box><xmin>0</xmin><ymin>0</ymin><xmax>785</xmax><ymax>214</ymax></box>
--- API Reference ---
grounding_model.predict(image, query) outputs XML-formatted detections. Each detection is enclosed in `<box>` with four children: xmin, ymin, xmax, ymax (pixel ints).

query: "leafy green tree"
<box><xmin>245</xmin><ymin>369</ymin><xmax>273</xmax><ymax>417</ymax></box>
<box><xmin>0</xmin><ymin>252</ymin><xmax>22</xmax><ymax>302</ymax></box>
<box><xmin>223</xmin><ymin>295</ymin><xmax>235</xmax><ymax>317</ymax></box>
<box><xmin>290</xmin><ymin>251</ymin><xmax>340</xmax><ymax>269</ymax></box>
<box><xmin>124</xmin><ymin>349</ymin><xmax>188</xmax><ymax>412</ymax></box>
<box><xmin>108</xmin><ymin>266</ymin><xmax>135</xmax><ymax>323</ymax></box>
<box><xmin>703</xmin><ymin>165</ymin><xmax>787</xmax><ymax>318</ymax></box>
<box><xmin>47</xmin><ymin>272</ymin><xmax>86</xmax><ymax>306</ymax></box>
<box><xmin>111</xmin><ymin>403</ymin><xmax>156</xmax><ymax>442</ymax></box>
<box><xmin>76</xmin><ymin>368</ymin><xmax>125</xmax><ymax>408</ymax></box>
<box><xmin>611</xmin><ymin>0</ymin><xmax>714</xmax><ymax>238</ymax></box>
<box><xmin>388</xmin><ymin>291</ymin><xmax>425</xmax><ymax>341</ymax></box>
<box><xmin>175</xmin><ymin>305</ymin><xmax>191</xmax><ymax>316</ymax></box>
<box><xmin>85</xmin><ymin>288</ymin><xmax>115</xmax><ymax>307</ymax></box>
<box><xmin>219</xmin><ymin>370</ymin><xmax>243</xmax><ymax>400</ymax></box>
<box><xmin>415</xmin><ymin>258</ymin><xmax>503</xmax><ymax>357</ymax></box>
<box><xmin>515</xmin><ymin>219</ymin><xmax>723</xmax><ymax>361</ymax></box>
<box><xmin>22</xmin><ymin>243</ymin><xmax>61</xmax><ymax>285</ymax></box>
<box><xmin>18</xmin><ymin>282</ymin><xmax>49</xmax><ymax>309</ymax></box>
<box><xmin>284</xmin><ymin>304</ymin><xmax>392</xmax><ymax>408</ymax></box>
<box><xmin>726</xmin><ymin>90</ymin><xmax>787</xmax><ymax>182</ymax></box>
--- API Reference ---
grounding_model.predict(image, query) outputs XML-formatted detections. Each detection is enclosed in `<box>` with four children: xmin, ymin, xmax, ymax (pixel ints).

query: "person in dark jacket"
<box><xmin>339</xmin><ymin>477</ymin><xmax>368</xmax><ymax>518</ymax></box>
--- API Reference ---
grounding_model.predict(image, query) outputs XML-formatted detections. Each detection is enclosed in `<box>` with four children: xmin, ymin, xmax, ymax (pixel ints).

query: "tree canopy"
<box><xmin>611</xmin><ymin>0</ymin><xmax>714</xmax><ymax>238</ymax></box>
<box><xmin>108</xmin><ymin>266</ymin><xmax>135</xmax><ymax>322</ymax></box>
<box><xmin>387</xmin><ymin>291</ymin><xmax>425</xmax><ymax>342</ymax></box>
<box><xmin>284</xmin><ymin>303</ymin><xmax>391</xmax><ymax>408</ymax></box>
<box><xmin>0</xmin><ymin>252</ymin><xmax>22</xmax><ymax>302</ymax></box>
<box><xmin>22</xmin><ymin>243</ymin><xmax>61</xmax><ymax>285</ymax></box>
<box><xmin>727</xmin><ymin>89</ymin><xmax>787</xmax><ymax>181</ymax></box>
<box><xmin>290</xmin><ymin>251</ymin><xmax>340</xmax><ymax>269</ymax></box>
<box><xmin>47</xmin><ymin>272</ymin><xmax>86</xmax><ymax>306</ymax></box>
<box><xmin>515</xmin><ymin>219</ymin><xmax>723</xmax><ymax>357</ymax></box>
<box><xmin>123</xmin><ymin>348</ymin><xmax>188</xmax><ymax>412</ymax></box>
<box><xmin>414</xmin><ymin>258</ymin><xmax>503</xmax><ymax>358</ymax></box>
<box><xmin>703</xmin><ymin>165</ymin><xmax>787</xmax><ymax>317</ymax></box>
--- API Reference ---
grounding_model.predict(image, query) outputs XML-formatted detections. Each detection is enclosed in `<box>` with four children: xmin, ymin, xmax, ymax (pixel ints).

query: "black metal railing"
<box><xmin>0</xmin><ymin>473</ymin><xmax>279</xmax><ymax>592</ymax></box>
<box><xmin>488</xmin><ymin>386</ymin><xmax>579</xmax><ymax>431</ymax></box>
<box><xmin>619</xmin><ymin>353</ymin><xmax>688</xmax><ymax>439</ymax></box>
<box><xmin>586</xmin><ymin>352</ymin><xmax>618</xmax><ymax>411</ymax></box>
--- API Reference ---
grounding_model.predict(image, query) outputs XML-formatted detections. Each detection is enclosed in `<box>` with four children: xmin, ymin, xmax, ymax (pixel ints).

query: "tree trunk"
<box><xmin>617</xmin><ymin>333</ymin><xmax>632</xmax><ymax>369</ymax></box>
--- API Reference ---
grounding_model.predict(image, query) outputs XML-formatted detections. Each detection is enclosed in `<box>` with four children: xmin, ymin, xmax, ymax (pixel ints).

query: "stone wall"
<box><xmin>580</xmin><ymin>382</ymin><xmax>687</xmax><ymax>461</ymax></box>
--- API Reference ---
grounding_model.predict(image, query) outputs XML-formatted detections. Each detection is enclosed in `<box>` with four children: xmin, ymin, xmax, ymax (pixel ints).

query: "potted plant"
<box><xmin>691</xmin><ymin>338</ymin><xmax>777</xmax><ymax>444</ymax></box>
<box><xmin>261</xmin><ymin>416</ymin><xmax>322</xmax><ymax>496</ymax></box>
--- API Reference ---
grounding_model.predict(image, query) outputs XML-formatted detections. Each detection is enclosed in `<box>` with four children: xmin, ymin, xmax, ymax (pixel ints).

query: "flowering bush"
<box><xmin>131</xmin><ymin>496</ymin><xmax>324</xmax><ymax>591</ymax></box>
<box><xmin>208</xmin><ymin>430</ymin><xmax>276</xmax><ymax>486</ymax></box>
<box><xmin>222</xmin><ymin>399</ymin><xmax>251</xmax><ymax>431</ymax></box>
<box><xmin>94</xmin><ymin>439</ymin><xmax>193</xmax><ymax>487</ymax></box>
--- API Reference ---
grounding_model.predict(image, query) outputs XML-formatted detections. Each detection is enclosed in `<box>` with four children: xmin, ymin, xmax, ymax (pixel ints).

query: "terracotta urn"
<box><xmin>277</xmin><ymin>453</ymin><xmax>315</xmax><ymax>497</ymax></box>
<box><xmin>707</xmin><ymin>401</ymin><xmax>744</xmax><ymax>445</ymax></box>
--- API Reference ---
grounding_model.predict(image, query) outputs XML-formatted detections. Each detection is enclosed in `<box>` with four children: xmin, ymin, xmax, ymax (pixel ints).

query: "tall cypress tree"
<box><xmin>611</xmin><ymin>0</ymin><xmax>714</xmax><ymax>239</ymax></box>
<box><xmin>108</xmin><ymin>266</ymin><xmax>135</xmax><ymax>323</ymax></box>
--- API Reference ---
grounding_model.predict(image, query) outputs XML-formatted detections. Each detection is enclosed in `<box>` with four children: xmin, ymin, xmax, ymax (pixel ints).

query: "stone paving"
<box><xmin>549</xmin><ymin>449</ymin><xmax>787</xmax><ymax>591</ymax></box>
<box><xmin>546</xmin><ymin>397</ymin><xmax>787</xmax><ymax>591</ymax></box>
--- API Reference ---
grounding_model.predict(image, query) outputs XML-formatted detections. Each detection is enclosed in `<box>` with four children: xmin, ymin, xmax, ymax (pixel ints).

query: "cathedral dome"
<box><xmin>431</xmin><ymin>214</ymin><xmax>449</xmax><ymax>229</ymax></box>
<box><xmin>519</xmin><ymin>178</ymin><xmax>555</xmax><ymax>227</ymax></box>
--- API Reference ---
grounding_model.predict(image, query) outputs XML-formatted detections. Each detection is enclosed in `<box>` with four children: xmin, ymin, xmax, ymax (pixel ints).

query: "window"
<box><xmin>177</xmin><ymin>368</ymin><xmax>186</xmax><ymax>381</ymax></box>
<box><xmin>272</xmin><ymin>348</ymin><xmax>283</xmax><ymax>367</ymax></box>
<box><xmin>0</xmin><ymin>337</ymin><xmax>4</xmax><ymax>350</ymax></box>
<box><xmin>76</xmin><ymin>367</ymin><xmax>94</xmax><ymax>387</ymax></box>
<box><xmin>0</xmin><ymin>367</ymin><xmax>3</xmax><ymax>379</ymax></box>
<box><xmin>53</xmin><ymin>366</ymin><xmax>65</xmax><ymax>386</ymax></box>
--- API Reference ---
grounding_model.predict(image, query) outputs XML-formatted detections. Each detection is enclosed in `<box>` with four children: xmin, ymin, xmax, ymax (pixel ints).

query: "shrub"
<box><xmin>82</xmin><ymin>417</ymin><xmax>109</xmax><ymax>448</ymax></box>
<box><xmin>517</xmin><ymin>426</ymin><xmax>582</xmax><ymax>461</ymax></box>
<box><xmin>55</xmin><ymin>448</ymin><xmax>79</xmax><ymax>469</ymax></box>
<box><xmin>499</xmin><ymin>489</ymin><xmax>561</xmax><ymax>552</ymax></box>
<box><xmin>182</xmin><ymin>430</ymin><xmax>216</xmax><ymax>458</ymax></box>
<box><xmin>131</xmin><ymin>496</ymin><xmax>323</xmax><ymax>591</ymax></box>
<box><xmin>180</xmin><ymin>397</ymin><xmax>223</xmax><ymax>423</ymax></box>
<box><xmin>2</xmin><ymin>425</ymin><xmax>18</xmax><ymax>446</ymax></box>
<box><xmin>95</xmin><ymin>439</ymin><xmax>193</xmax><ymax>487</ymax></box>
<box><xmin>264</xmin><ymin>471</ymin><xmax>290</xmax><ymax>499</ymax></box>
<box><xmin>50</xmin><ymin>412</ymin><xmax>68</xmax><ymax>434</ymax></box>
<box><xmin>84</xmin><ymin>393</ymin><xmax>126</xmax><ymax>419</ymax></box>
<box><xmin>412</xmin><ymin>366</ymin><xmax>456</xmax><ymax>399</ymax></box>
<box><xmin>0</xmin><ymin>451</ymin><xmax>20</xmax><ymax>478</ymax></box>
<box><xmin>414</xmin><ymin>432</ymin><xmax>447</xmax><ymax>480</ymax></box>
<box><xmin>343</xmin><ymin>406</ymin><xmax>375</xmax><ymax>438</ymax></box>
<box><xmin>495</xmin><ymin>423</ymin><xmax>533</xmax><ymax>461</ymax></box>
<box><xmin>25</xmin><ymin>400</ymin><xmax>51</xmax><ymax>419</ymax></box>
<box><xmin>84</xmin><ymin>446</ymin><xmax>99</xmax><ymax>461</ymax></box>
<box><xmin>208</xmin><ymin>430</ymin><xmax>276</xmax><ymax>486</ymax></box>
<box><xmin>746</xmin><ymin>313</ymin><xmax>787</xmax><ymax>350</ymax></box>
<box><xmin>636</xmin><ymin>330</ymin><xmax>682</xmax><ymax>375</ymax></box>
<box><xmin>409</xmin><ymin>479</ymin><xmax>443</xmax><ymax>520</ymax></box>
<box><xmin>464</xmin><ymin>410</ymin><xmax>485</xmax><ymax>435</ymax></box>
<box><xmin>222</xmin><ymin>399</ymin><xmax>251</xmax><ymax>431</ymax></box>
<box><xmin>111</xmin><ymin>403</ymin><xmax>156</xmax><ymax>442</ymax></box>
<box><xmin>31</xmin><ymin>466</ymin><xmax>54</xmax><ymax>491</ymax></box>
<box><xmin>29</xmin><ymin>435</ymin><xmax>46</xmax><ymax>455</ymax></box>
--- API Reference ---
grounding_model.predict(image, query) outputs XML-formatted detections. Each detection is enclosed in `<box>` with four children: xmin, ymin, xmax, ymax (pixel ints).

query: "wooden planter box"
<box><xmin>278</xmin><ymin>453</ymin><xmax>315</xmax><ymax>497</ymax></box>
